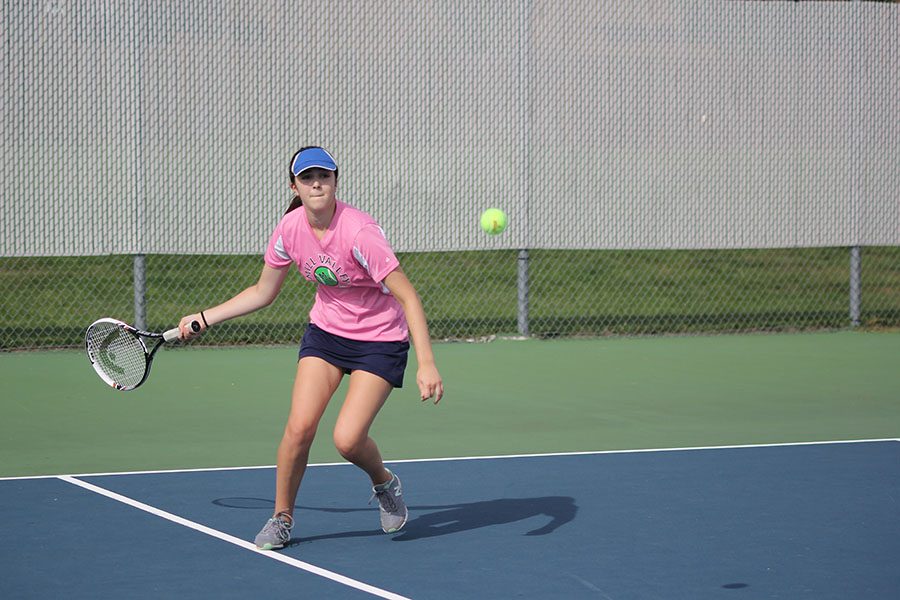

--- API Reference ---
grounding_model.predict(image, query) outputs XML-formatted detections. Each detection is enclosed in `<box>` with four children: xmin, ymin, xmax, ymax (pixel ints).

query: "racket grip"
<box><xmin>163</xmin><ymin>321</ymin><xmax>200</xmax><ymax>342</ymax></box>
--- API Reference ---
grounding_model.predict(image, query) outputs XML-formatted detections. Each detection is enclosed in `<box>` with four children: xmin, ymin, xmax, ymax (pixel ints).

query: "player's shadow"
<box><xmin>391</xmin><ymin>496</ymin><xmax>577</xmax><ymax>542</ymax></box>
<box><xmin>213</xmin><ymin>496</ymin><xmax>577</xmax><ymax>543</ymax></box>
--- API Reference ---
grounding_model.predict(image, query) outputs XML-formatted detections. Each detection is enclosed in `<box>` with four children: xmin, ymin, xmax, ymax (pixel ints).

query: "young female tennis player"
<box><xmin>178</xmin><ymin>146</ymin><xmax>443</xmax><ymax>550</ymax></box>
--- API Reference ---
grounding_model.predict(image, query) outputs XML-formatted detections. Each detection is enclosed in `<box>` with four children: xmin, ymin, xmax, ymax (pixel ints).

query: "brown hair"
<box><xmin>285</xmin><ymin>146</ymin><xmax>339</xmax><ymax>215</ymax></box>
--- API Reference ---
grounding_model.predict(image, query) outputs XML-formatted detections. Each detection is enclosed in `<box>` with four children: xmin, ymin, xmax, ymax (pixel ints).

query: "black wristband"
<box><xmin>200</xmin><ymin>311</ymin><xmax>209</xmax><ymax>328</ymax></box>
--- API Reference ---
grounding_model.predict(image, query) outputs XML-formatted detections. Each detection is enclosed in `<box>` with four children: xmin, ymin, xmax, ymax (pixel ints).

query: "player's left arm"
<box><xmin>383</xmin><ymin>268</ymin><xmax>444</xmax><ymax>404</ymax></box>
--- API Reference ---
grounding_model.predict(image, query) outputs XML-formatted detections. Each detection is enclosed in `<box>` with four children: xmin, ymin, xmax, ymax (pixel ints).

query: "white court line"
<box><xmin>2</xmin><ymin>437</ymin><xmax>897</xmax><ymax>481</ymax></box>
<box><xmin>389</xmin><ymin>437</ymin><xmax>900</xmax><ymax>464</ymax></box>
<box><xmin>58</xmin><ymin>475</ymin><xmax>411</xmax><ymax>600</ymax></box>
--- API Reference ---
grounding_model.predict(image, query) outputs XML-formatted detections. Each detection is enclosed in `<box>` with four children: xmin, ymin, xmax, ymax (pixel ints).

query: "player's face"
<box><xmin>292</xmin><ymin>168</ymin><xmax>336</xmax><ymax>211</ymax></box>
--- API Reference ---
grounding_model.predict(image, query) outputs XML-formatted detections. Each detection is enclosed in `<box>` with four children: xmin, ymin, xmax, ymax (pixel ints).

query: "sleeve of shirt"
<box><xmin>352</xmin><ymin>223</ymin><xmax>400</xmax><ymax>283</ymax></box>
<box><xmin>263</xmin><ymin>218</ymin><xmax>292</xmax><ymax>269</ymax></box>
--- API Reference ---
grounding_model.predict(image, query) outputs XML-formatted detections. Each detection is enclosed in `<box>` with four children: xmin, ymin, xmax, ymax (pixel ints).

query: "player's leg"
<box><xmin>256</xmin><ymin>356</ymin><xmax>342</xmax><ymax>550</ymax></box>
<box><xmin>332</xmin><ymin>369</ymin><xmax>394</xmax><ymax>483</ymax></box>
<box><xmin>275</xmin><ymin>356</ymin><xmax>344</xmax><ymax>516</ymax></box>
<box><xmin>332</xmin><ymin>370</ymin><xmax>408</xmax><ymax>532</ymax></box>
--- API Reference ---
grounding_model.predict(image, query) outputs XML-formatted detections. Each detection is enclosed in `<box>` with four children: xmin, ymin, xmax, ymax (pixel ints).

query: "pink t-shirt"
<box><xmin>264</xmin><ymin>200</ymin><xmax>407</xmax><ymax>342</ymax></box>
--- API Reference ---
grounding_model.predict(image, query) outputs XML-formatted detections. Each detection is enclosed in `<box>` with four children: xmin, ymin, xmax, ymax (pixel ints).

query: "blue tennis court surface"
<box><xmin>2</xmin><ymin>440</ymin><xmax>898</xmax><ymax>599</ymax></box>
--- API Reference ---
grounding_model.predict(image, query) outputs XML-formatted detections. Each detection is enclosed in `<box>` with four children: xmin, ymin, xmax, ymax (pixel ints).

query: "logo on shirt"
<box><xmin>304</xmin><ymin>254</ymin><xmax>351</xmax><ymax>287</ymax></box>
<box><xmin>314</xmin><ymin>266</ymin><xmax>339</xmax><ymax>286</ymax></box>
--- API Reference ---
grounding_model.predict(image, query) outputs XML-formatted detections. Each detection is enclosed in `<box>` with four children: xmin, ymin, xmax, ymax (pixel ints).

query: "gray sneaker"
<box><xmin>370</xmin><ymin>470</ymin><xmax>408</xmax><ymax>533</ymax></box>
<box><xmin>254</xmin><ymin>512</ymin><xmax>293</xmax><ymax>550</ymax></box>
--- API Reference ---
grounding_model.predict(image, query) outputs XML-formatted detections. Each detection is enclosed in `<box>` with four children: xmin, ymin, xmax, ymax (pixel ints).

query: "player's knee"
<box><xmin>332</xmin><ymin>428</ymin><xmax>365</xmax><ymax>460</ymax></box>
<box><xmin>283</xmin><ymin>418</ymin><xmax>317</xmax><ymax>450</ymax></box>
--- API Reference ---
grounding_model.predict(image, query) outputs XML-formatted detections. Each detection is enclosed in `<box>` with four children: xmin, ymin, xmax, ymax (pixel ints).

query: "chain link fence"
<box><xmin>2</xmin><ymin>1</ymin><xmax>899</xmax><ymax>350</ymax></box>
<box><xmin>2</xmin><ymin>246</ymin><xmax>898</xmax><ymax>349</ymax></box>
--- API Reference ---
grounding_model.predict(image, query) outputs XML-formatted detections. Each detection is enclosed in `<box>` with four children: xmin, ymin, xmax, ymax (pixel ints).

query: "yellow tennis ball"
<box><xmin>480</xmin><ymin>208</ymin><xmax>508</xmax><ymax>235</ymax></box>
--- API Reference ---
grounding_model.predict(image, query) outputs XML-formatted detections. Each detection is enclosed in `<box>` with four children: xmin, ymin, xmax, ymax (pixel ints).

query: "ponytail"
<box><xmin>285</xmin><ymin>195</ymin><xmax>303</xmax><ymax>214</ymax></box>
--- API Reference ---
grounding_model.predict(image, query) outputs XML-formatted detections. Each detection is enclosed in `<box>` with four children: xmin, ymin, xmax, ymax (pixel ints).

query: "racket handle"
<box><xmin>163</xmin><ymin>321</ymin><xmax>200</xmax><ymax>342</ymax></box>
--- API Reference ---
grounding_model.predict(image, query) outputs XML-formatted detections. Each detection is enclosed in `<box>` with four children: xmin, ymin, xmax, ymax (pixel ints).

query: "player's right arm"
<box><xmin>179</xmin><ymin>264</ymin><xmax>290</xmax><ymax>338</ymax></box>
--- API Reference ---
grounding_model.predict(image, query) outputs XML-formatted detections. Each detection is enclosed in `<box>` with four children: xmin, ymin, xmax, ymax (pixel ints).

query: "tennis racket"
<box><xmin>85</xmin><ymin>318</ymin><xmax>200</xmax><ymax>391</ymax></box>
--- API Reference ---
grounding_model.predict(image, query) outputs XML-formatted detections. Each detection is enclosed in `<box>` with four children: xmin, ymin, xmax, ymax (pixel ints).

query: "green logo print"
<box><xmin>314</xmin><ymin>266</ymin><xmax>339</xmax><ymax>286</ymax></box>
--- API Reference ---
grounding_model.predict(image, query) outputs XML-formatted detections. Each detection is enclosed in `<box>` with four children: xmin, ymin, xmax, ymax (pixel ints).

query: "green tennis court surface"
<box><xmin>1</xmin><ymin>331</ymin><xmax>897</xmax><ymax>478</ymax></box>
<box><xmin>1</xmin><ymin>331</ymin><xmax>898</xmax><ymax>599</ymax></box>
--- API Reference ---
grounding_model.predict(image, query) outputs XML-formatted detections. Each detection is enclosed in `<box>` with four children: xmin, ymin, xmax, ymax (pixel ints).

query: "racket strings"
<box><xmin>86</xmin><ymin>323</ymin><xmax>148</xmax><ymax>388</ymax></box>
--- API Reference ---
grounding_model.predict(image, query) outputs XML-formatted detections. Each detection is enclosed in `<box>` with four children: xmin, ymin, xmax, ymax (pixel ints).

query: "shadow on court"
<box><xmin>213</xmin><ymin>495</ymin><xmax>578</xmax><ymax>543</ymax></box>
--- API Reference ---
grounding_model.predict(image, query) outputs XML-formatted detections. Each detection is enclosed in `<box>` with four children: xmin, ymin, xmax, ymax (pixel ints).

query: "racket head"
<box><xmin>85</xmin><ymin>318</ymin><xmax>152</xmax><ymax>391</ymax></box>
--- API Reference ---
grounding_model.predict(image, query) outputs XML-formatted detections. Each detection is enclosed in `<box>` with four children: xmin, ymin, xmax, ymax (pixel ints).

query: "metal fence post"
<box><xmin>134</xmin><ymin>254</ymin><xmax>146</xmax><ymax>330</ymax></box>
<box><xmin>516</xmin><ymin>1</ymin><xmax>532</xmax><ymax>338</ymax></box>
<box><xmin>517</xmin><ymin>248</ymin><xmax>530</xmax><ymax>336</ymax></box>
<box><xmin>849</xmin><ymin>245</ymin><xmax>861</xmax><ymax>327</ymax></box>
<box><xmin>132</xmin><ymin>3</ymin><xmax>145</xmax><ymax>331</ymax></box>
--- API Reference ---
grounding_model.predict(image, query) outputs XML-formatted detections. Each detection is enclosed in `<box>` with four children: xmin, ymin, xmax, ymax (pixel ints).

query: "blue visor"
<box><xmin>291</xmin><ymin>147</ymin><xmax>338</xmax><ymax>176</ymax></box>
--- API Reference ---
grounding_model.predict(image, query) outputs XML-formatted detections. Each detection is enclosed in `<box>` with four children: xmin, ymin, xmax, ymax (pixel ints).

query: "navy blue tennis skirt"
<box><xmin>298</xmin><ymin>323</ymin><xmax>409</xmax><ymax>388</ymax></box>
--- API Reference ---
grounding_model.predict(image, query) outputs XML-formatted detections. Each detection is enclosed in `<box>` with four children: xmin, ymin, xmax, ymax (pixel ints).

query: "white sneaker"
<box><xmin>254</xmin><ymin>511</ymin><xmax>293</xmax><ymax>550</ymax></box>
<box><xmin>370</xmin><ymin>470</ymin><xmax>408</xmax><ymax>533</ymax></box>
